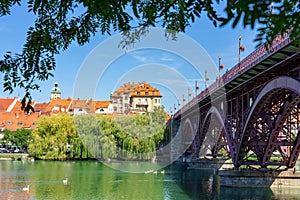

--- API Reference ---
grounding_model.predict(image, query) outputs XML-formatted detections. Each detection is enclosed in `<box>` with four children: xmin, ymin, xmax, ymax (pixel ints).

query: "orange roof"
<box><xmin>0</xmin><ymin>98</ymin><xmax>16</xmax><ymax>112</ymax></box>
<box><xmin>10</xmin><ymin>100</ymin><xmax>36</xmax><ymax>112</ymax></box>
<box><xmin>71</xmin><ymin>99</ymin><xmax>95</xmax><ymax>113</ymax></box>
<box><xmin>47</xmin><ymin>98</ymin><xmax>72</xmax><ymax>112</ymax></box>
<box><xmin>0</xmin><ymin>111</ymin><xmax>41</xmax><ymax>131</ymax></box>
<box><xmin>94</xmin><ymin>100</ymin><xmax>111</xmax><ymax>109</ymax></box>
<box><xmin>112</xmin><ymin>82</ymin><xmax>162</xmax><ymax>98</ymax></box>
<box><xmin>34</xmin><ymin>102</ymin><xmax>50</xmax><ymax>113</ymax></box>
<box><xmin>112</xmin><ymin>82</ymin><xmax>140</xmax><ymax>97</ymax></box>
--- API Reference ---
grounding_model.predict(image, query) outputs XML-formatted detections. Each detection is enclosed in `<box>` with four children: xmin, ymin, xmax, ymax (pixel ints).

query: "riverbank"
<box><xmin>0</xmin><ymin>153</ymin><xmax>34</xmax><ymax>161</ymax></box>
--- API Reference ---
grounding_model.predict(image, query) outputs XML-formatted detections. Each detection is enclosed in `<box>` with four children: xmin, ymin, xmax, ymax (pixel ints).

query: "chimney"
<box><xmin>16</xmin><ymin>110</ymin><xmax>20</xmax><ymax>118</ymax></box>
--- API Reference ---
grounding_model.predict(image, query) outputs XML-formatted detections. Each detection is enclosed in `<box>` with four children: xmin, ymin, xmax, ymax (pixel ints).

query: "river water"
<box><xmin>0</xmin><ymin>160</ymin><xmax>300</xmax><ymax>200</ymax></box>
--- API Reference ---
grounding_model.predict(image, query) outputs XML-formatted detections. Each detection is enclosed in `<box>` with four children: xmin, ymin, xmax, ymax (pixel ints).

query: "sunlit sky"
<box><xmin>0</xmin><ymin>3</ymin><xmax>260</xmax><ymax>113</ymax></box>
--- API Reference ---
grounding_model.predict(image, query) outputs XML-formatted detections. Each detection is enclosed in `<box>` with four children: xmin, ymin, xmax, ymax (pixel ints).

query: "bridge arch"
<box><xmin>235</xmin><ymin>76</ymin><xmax>300</xmax><ymax>167</ymax></box>
<box><xmin>180</xmin><ymin>118</ymin><xmax>196</xmax><ymax>156</ymax></box>
<box><xmin>198</xmin><ymin>106</ymin><xmax>234</xmax><ymax>158</ymax></box>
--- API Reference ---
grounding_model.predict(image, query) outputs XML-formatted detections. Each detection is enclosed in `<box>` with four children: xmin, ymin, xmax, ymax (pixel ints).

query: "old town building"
<box><xmin>0</xmin><ymin>82</ymin><xmax>113</xmax><ymax>134</ymax></box>
<box><xmin>111</xmin><ymin>82</ymin><xmax>162</xmax><ymax>114</ymax></box>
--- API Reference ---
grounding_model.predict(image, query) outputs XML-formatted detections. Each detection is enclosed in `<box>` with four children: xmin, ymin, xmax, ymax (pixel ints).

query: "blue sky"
<box><xmin>0</xmin><ymin>3</ymin><xmax>259</xmax><ymax>113</ymax></box>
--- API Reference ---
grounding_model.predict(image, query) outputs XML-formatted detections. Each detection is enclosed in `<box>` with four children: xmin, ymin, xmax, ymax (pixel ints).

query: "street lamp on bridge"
<box><xmin>195</xmin><ymin>80</ymin><xmax>199</xmax><ymax>96</ymax></box>
<box><xmin>218</xmin><ymin>56</ymin><xmax>224</xmax><ymax>79</ymax></box>
<box><xmin>205</xmin><ymin>70</ymin><xmax>209</xmax><ymax>88</ymax></box>
<box><xmin>238</xmin><ymin>35</ymin><xmax>245</xmax><ymax>64</ymax></box>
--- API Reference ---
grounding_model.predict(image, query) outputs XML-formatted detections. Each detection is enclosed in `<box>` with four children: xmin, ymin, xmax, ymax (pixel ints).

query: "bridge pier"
<box><xmin>218</xmin><ymin>168</ymin><xmax>300</xmax><ymax>188</ymax></box>
<box><xmin>178</xmin><ymin>157</ymin><xmax>300</xmax><ymax>188</ymax></box>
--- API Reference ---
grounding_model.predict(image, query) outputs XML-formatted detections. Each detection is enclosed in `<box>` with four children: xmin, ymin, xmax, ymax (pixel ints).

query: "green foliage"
<box><xmin>3</xmin><ymin>128</ymin><xmax>32</xmax><ymax>147</ymax></box>
<box><xmin>28</xmin><ymin>109</ymin><xmax>166</xmax><ymax>160</ymax></box>
<box><xmin>221</xmin><ymin>0</ymin><xmax>300</xmax><ymax>47</ymax></box>
<box><xmin>28</xmin><ymin>113</ymin><xmax>79</xmax><ymax>160</ymax></box>
<box><xmin>115</xmin><ymin>106</ymin><xmax>166</xmax><ymax>160</ymax></box>
<box><xmin>74</xmin><ymin>114</ymin><xmax>117</xmax><ymax>160</ymax></box>
<box><xmin>1</xmin><ymin>0</ymin><xmax>299</xmax><ymax>98</ymax></box>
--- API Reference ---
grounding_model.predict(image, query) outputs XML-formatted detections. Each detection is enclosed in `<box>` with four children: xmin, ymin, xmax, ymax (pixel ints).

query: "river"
<box><xmin>0</xmin><ymin>160</ymin><xmax>300</xmax><ymax>199</ymax></box>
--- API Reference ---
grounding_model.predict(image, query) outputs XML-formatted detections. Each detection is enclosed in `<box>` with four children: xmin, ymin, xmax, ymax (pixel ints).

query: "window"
<box><xmin>17</xmin><ymin>121</ymin><xmax>23</xmax><ymax>125</ymax></box>
<box><xmin>155</xmin><ymin>99</ymin><xmax>158</xmax><ymax>103</ymax></box>
<box><xmin>7</xmin><ymin>121</ymin><xmax>12</xmax><ymax>125</ymax></box>
<box><xmin>100</xmin><ymin>108</ymin><xmax>104</xmax><ymax>112</ymax></box>
<box><xmin>113</xmin><ymin>107</ymin><xmax>117</xmax><ymax>112</ymax></box>
<box><xmin>124</xmin><ymin>95</ymin><xmax>128</xmax><ymax>100</ymax></box>
<box><xmin>145</xmin><ymin>92</ymin><xmax>149</xmax><ymax>95</ymax></box>
<box><xmin>137</xmin><ymin>92</ymin><xmax>140</xmax><ymax>95</ymax></box>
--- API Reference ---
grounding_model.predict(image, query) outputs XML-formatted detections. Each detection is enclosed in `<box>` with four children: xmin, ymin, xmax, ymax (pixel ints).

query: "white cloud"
<box><xmin>159</xmin><ymin>53</ymin><xmax>174</xmax><ymax>61</ymax></box>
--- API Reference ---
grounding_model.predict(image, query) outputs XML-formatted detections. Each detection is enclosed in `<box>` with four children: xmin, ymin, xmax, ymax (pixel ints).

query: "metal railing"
<box><xmin>175</xmin><ymin>32</ymin><xmax>292</xmax><ymax>118</ymax></box>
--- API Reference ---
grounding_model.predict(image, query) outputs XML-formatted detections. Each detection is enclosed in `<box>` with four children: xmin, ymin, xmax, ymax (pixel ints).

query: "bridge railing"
<box><xmin>174</xmin><ymin>31</ymin><xmax>292</xmax><ymax>118</ymax></box>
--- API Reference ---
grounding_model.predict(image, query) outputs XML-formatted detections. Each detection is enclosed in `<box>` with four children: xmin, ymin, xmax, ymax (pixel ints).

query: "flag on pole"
<box><xmin>239</xmin><ymin>45</ymin><xmax>245</xmax><ymax>52</ymax></box>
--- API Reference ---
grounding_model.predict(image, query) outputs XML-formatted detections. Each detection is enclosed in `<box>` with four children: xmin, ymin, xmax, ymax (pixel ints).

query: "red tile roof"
<box><xmin>0</xmin><ymin>111</ymin><xmax>41</xmax><ymax>131</ymax></box>
<box><xmin>112</xmin><ymin>82</ymin><xmax>162</xmax><ymax>97</ymax></box>
<box><xmin>94</xmin><ymin>101</ymin><xmax>111</xmax><ymax>109</ymax></box>
<box><xmin>0</xmin><ymin>98</ymin><xmax>16</xmax><ymax>112</ymax></box>
<box><xmin>47</xmin><ymin>99</ymin><xmax>72</xmax><ymax>112</ymax></box>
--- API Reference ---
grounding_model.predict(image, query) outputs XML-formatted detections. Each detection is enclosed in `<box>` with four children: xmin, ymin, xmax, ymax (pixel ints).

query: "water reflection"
<box><xmin>1</xmin><ymin>161</ymin><xmax>300</xmax><ymax>199</ymax></box>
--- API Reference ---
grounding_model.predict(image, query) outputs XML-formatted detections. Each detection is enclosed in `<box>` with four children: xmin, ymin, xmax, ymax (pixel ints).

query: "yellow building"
<box><xmin>111</xmin><ymin>82</ymin><xmax>162</xmax><ymax>114</ymax></box>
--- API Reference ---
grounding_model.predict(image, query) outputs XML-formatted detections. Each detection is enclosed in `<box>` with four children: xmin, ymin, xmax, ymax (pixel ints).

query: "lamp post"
<box><xmin>238</xmin><ymin>35</ymin><xmax>242</xmax><ymax>64</ymax></box>
<box><xmin>195</xmin><ymin>80</ymin><xmax>199</xmax><ymax>96</ymax></box>
<box><xmin>188</xmin><ymin>87</ymin><xmax>191</xmax><ymax>102</ymax></box>
<box><xmin>205</xmin><ymin>70</ymin><xmax>209</xmax><ymax>88</ymax></box>
<box><xmin>218</xmin><ymin>56</ymin><xmax>221</xmax><ymax>78</ymax></box>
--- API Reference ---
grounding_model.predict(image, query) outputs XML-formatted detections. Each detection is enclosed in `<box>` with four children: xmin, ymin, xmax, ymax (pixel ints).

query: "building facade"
<box><xmin>0</xmin><ymin>82</ymin><xmax>114</xmax><ymax>134</ymax></box>
<box><xmin>111</xmin><ymin>82</ymin><xmax>162</xmax><ymax>114</ymax></box>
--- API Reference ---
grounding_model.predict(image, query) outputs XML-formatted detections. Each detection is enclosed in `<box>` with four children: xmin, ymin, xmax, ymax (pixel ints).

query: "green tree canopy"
<box><xmin>0</xmin><ymin>0</ymin><xmax>299</xmax><ymax>101</ymax></box>
<box><xmin>28</xmin><ymin>113</ymin><xmax>77</xmax><ymax>160</ymax></box>
<box><xmin>3</xmin><ymin>128</ymin><xmax>32</xmax><ymax>147</ymax></box>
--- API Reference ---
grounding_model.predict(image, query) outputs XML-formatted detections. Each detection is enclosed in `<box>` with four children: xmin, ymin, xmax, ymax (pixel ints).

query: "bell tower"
<box><xmin>51</xmin><ymin>81</ymin><xmax>61</xmax><ymax>100</ymax></box>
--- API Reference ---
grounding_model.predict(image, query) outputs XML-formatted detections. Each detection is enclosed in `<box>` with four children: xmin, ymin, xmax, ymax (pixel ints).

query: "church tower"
<box><xmin>51</xmin><ymin>81</ymin><xmax>61</xmax><ymax>100</ymax></box>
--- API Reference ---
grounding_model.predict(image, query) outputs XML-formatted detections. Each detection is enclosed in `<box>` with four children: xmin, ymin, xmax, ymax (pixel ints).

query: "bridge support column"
<box><xmin>169</xmin><ymin>117</ymin><xmax>181</xmax><ymax>162</ymax></box>
<box><xmin>218</xmin><ymin>169</ymin><xmax>300</xmax><ymax>187</ymax></box>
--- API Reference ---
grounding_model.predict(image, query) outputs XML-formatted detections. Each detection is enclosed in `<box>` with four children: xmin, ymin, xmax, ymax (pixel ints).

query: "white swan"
<box><xmin>63</xmin><ymin>178</ymin><xmax>68</xmax><ymax>185</ymax></box>
<box><xmin>22</xmin><ymin>185</ymin><xmax>30</xmax><ymax>191</ymax></box>
<box><xmin>144</xmin><ymin>170</ymin><xmax>153</xmax><ymax>174</ymax></box>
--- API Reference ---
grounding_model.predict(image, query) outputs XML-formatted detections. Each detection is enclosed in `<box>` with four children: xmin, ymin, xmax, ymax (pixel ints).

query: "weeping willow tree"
<box><xmin>28</xmin><ymin>107</ymin><xmax>167</xmax><ymax>160</ymax></box>
<box><xmin>115</xmin><ymin>106</ymin><xmax>167</xmax><ymax>160</ymax></box>
<box><xmin>74</xmin><ymin>114</ymin><xmax>117</xmax><ymax>160</ymax></box>
<box><xmin>28</xmin><ymin>113</ymin><xmax>79</xmax><ymax>160</ymax></box>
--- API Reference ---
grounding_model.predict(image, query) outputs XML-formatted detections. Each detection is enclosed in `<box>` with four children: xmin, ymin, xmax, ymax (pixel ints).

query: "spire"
<box><xmin>51</xmin><ymin>81</ymin><xmax>61</xmax><ymax>100</ymax></box>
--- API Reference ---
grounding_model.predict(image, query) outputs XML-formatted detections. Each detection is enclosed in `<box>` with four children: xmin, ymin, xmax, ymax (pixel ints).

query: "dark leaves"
<box><xmin>1</xmin><ymin>0</ymin><xmax>300</xmax><ymax>100</ymax></box>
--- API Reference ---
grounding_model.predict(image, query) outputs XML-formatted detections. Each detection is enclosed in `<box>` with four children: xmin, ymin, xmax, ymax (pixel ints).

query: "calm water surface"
<box><xmin>1</xmin><ymin>160</ymin><xmax>300</xmax><ymax>200</ymax></box>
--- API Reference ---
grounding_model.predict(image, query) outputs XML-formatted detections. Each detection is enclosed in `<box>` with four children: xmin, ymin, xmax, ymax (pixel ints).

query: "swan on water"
<box><xmin>63</xmin><ymin>178</ymin><xmax>68</xmax><ymax>185</ymax></box>
<box><xmin>22</xmin><ymin>185</ymin><xmax>30</xmax><ymax>191</ymax></box>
